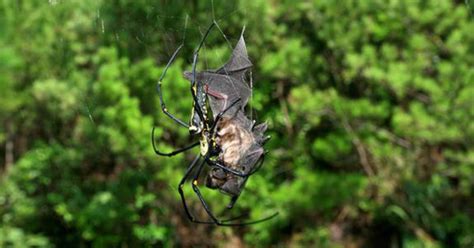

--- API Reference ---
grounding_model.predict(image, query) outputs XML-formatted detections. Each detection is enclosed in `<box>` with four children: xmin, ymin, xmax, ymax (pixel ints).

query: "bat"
<box><xmin>183</xmin><ymin>29</ymin><xmax>270</xmax><ymax>208</ymax></box>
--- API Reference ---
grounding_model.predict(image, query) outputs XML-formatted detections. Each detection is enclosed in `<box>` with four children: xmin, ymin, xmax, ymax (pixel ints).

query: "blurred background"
<box><xmin>1</xmin><ymin>0</ymin><xmax>473</xmax><ymax>247</ymax></box>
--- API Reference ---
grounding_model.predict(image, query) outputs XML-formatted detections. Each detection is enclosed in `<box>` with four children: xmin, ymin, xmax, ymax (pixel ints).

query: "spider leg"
<box><xmin>156</xmin><ymin>44</ymin><xmax>190</xmax><ymax>128</ymax></box>
<box><xmin>193</xmin><ymin>177</ymin><xmax>278</xmax><ymax>226</ymax></box>
<box><xmin>205</xmin><ymin>152</ymin><xmax>264</xmax><ymax>177</ymax></box>
<box><xmin>177</xmin><ymin>154</ymin><xmax>277</xmax><ymax>226</ymax></box>
<box><xmin>205</xmin><ymin>154</ymin><xmax>265</xmax><ymax>209</ymax></box>
<box><xmin>219</xmin><ymin>211</ymin><xmax>279</xmax><ymax>226</ymax></box>
<box><xmin>189</xmin><ymin>156</ymin><xmax>278</xmax><ymax>226</ymax></box>
<box><xmin>223</xmin><ymin>154</ymin><xmax>267</xmax><ymax>210</ymax></box>
<box><xmin>151</xmin><ymin>126</ymin><xmax>198</xmax><ymax>156</ymax></box>
<box><xmin>187</xmin><ymin>21</ymin><xmax>240</xmax><ymax>129</ymax></box>
<box><xmin>209</xmin><ymin>98</ymin><xmax>242</xmax><ymax>130</ymax></box>
<box><xmin>188</xmin><ymin>22</ymin><xmax>217</xmax><ymax>123</ymax></box>
<box><xmin>177</xmin><ymin>154</ymin><xmax>216</xmax><ymax>224</ymax></box>
<box><xmin>189</xmin><ymin>155</ymin><xmax>221</xmax><ymax>223</ymax></box>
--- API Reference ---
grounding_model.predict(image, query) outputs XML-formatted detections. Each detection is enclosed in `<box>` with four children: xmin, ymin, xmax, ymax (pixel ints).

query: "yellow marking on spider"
<box><xmin>163</xmin><ymin>107</ymin><xmax>168</xmax><ymax>112</ymax></box>
<box><xmin>193</xmin><ymin>180</ymin><xmax>198</xmax><ymax>186</ymax></box>
<box><xmin>200</xmin><ymin>138</ymin><xmax>209</xmax><ymax>155</ymax></box>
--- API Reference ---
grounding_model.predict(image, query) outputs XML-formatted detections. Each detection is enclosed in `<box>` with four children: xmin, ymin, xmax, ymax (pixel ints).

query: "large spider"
<box><xmin>151</xmin><ymin>22</ymin><xmax>277</xmax><ymax>226</ymax></box>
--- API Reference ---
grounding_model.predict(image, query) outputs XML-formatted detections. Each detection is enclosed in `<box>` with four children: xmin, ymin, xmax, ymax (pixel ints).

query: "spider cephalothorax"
<box><xmin>151</xmin><ymin>22</ymin><xmax>277</xmax><ymax>226</ymax></box>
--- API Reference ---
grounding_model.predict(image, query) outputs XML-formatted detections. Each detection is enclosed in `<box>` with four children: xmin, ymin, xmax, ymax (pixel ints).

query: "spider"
<box><xmin>151</xmin><ymin>22</ymin><xmax>277</xmax><ymax>226</ymax></box>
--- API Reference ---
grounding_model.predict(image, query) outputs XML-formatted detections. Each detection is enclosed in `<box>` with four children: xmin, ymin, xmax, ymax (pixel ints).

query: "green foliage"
<box><xmin>1</xmin><ymin>0</ymin><xmax>473</xmax><ymax>247</ymax></box>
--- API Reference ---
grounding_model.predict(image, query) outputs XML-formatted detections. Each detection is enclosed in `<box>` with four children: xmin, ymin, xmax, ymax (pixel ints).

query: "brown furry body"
<box><xmin>215</xmin><ymin>117</ymin><xmax>254</xmax><ymax>170</ymax></box>
<box><xmin>205</xmin><ymin>116</ymin><xmax>264</xmax><ymax>198</ymax></box>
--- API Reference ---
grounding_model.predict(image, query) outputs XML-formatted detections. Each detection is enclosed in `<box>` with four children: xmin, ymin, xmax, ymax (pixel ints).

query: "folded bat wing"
<box><xmin>184</xmin><ymin>31</ymin><xmax>253</xmax><ymax>118</ymax></box>
<box><xmin>216</xmin><ymin>34</ymin><xmax>253</xmax><ymax>78</ymax></box>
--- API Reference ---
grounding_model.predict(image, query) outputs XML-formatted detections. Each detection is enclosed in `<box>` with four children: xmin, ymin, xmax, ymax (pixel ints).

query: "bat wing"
<box><xmin>183</xmin><ymin>29</ymin><xmax>253</xmax><ymax>118</ymax></box>
<box><xmin>211</xmin><ymin>33</ymin><xmax>253</xmax><ymax>117</ymax></box>
<box><xmin>216</xmin><ymin>33</ymin><xmax>253</xmax><ymax>78</ymax></box>
<box><xmin>184</xmin><ymin>71</ymin><xmax>251</xmax><ymax>118</ymax></box>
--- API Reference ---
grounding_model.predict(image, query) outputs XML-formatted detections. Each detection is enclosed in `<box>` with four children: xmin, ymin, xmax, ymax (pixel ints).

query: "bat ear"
<box><xmin>239</xmin><ymin>147</ymin><xmax>264</xmax><ymax>173</ymax></box>
<box><xmin>253</xmin><ymin>122</ymin><xmax>269</xmax><ymax>144</ymax></box>
<box><xmin>252</xmin><ymin>122</ymin><xmax>268</xmax><ymax>134</ymax></box>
